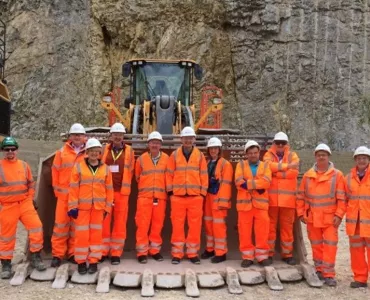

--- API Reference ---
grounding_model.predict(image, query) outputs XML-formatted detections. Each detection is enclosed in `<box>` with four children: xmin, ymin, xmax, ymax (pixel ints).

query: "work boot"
<box><xmin>138</xmin><ymin>255</ymin><xmax>148</xmax><ymax>264</ymax></box>
<box><xmin>1</xmin><ymin>260</ymin><xmax>12</xmax><ymax>279</ymax></box>
<box><xmin>282</xmin><ymin>257</ymin><xmax>296</xmax><ymax>266</ymax></box>
<box><xmin>201</xmin><ymin>250</ymin><xmax>215</xmax><ymax>259</ymax></box>
<box><xmin>50</xmin><ymin>257</ymin><xmax>61</xmax><ymax>268</ymax></box>
<box><xmin>259</xmin><ymin>259</ymin><xmax>272</xmax><ymax>267</ymax></box>
<box><xmin>88</xmin><ymin>263</ymin><xmax>98</xmax><ymax>274</ymax></box>
<box><xmin>211</xmin><ymin>254</ymin><xmax>226</xmax><ymax>264</ymax></box>
<box><xmin>171</xmin><ymin>257</ymin><xmax>181</xmax><ymax>265</ymax></box>
<box><xmin>151</xmin><ymin>253</ymin><xmax>164</xmax><ymax>261</ymax></box>
<box><xmin>30</xmin><ymin>251</ymin><xmax>46</xmax><ymax>271</ymax></box>
<box><xmin>189</xmin><ymin>256</ymin><xmax>200</xmax><ymax>265</ymax></box>
<box><xmin>78</xmin><ymin>263</ymin><xmax>87</xmax><ymax>275</ymax></box>
<box><xmin>68</xmin><ymin>256</ymin><xmax>77</xmax><ymax>264</ymax></box>
<box><xmin>111</xmin><ymin>256</ymin><xmax>120</xmax><ymax>265</ymax></box>
<box><xmin>241</xmin><ymin>259</ymin><xmax>253</xmax><ymax>268</ymax></box>
<box><xmin>324</xmin><ymin>277</ymin><xmax>337</xmax><ymax>287</ymax></box>
<box><xmin>316</xmin><ymin>271</ymin><xmax>324</xmax><ymax>281</ymax></box>
<box><xmin>350</xmin><ymin>281</ymin><xmax>368</xmax><ymax>288</ymax></box>
<box><xmin>99</xmin><ymin>256</ymin><xmax>108</xmax><ymax>263</ymax></box>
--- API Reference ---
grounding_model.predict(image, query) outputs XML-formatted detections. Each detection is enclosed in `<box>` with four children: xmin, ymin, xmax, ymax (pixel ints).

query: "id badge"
<box><xmin>110</xmin><ymin>165</ymin><xmax>119</xmax><ymax>173</ymax></box>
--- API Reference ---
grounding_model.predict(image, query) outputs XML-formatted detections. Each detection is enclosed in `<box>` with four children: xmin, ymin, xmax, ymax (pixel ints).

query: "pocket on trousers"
<box><xmin>323</xmin><ymin>211</ymin><xmax>334</xmax><ymax>226</ymax></box>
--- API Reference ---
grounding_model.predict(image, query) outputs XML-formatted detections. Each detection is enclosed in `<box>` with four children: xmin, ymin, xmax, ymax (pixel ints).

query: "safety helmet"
<box><xmin>353</xmin><ymin>146</ymin><xmax>370</xmax><ymax>158</ymax></box>
<box><xmin>207</xmin><ymin>137</ymin><xmax>222</xmax><ymax>148</ymax></box>
<box><xmin>180</xmin><ymin>126</ymin><xmax>196</xmax><ymax>137</ymax></box>
<box><xmin>244</xmin><ymin>140</ymin><xmax>260</xmax><ymax>152</ymax></box>
<box><xmin>1</xmin><ymin>137</ymin><xmax>19</xmax><ymax>150</ymax></box>
<box><xmin>273</xmin><ymin>131</ymin><xmax>289</xmax><ymax>142</ymax></box>
<box><xmin>147</xmin><ymin>131</ymin><xmax>163</xmax><ymax>142</ymax></box>
<box><xmin>315</xmin><ymin>143</ymin><xmax>331</xmax><ymax>155</ymax></box>
<box><xmin>86</xmin><ymin>138</ymin><xmax>102</xmax><ymax>150</ymax></box>
<box><xmin>110</xmin><ymin>123</ymin><xmax>126</xmax><ymax>133</ymax></box>
<box><xmin>69</xmin><ymin>123</ymin><xmax>86</xmax><ymax>134</ymax></box>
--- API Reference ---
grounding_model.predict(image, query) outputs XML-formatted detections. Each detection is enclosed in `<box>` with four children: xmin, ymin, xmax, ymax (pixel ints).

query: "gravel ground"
<box><xmin>0</xmin><ymin>222</ymin><xmax>368</xmax><ymax>300</ymax></box>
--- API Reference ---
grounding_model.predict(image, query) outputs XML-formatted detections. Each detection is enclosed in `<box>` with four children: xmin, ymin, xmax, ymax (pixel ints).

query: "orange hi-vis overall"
<box><xmin>102</xmin><ymin>144</ymin><xmax>135</xmax><ymax>257</ymax></box>
<box><xmin>263</xmin><ymin>145</ymin><xmax>299</xmax><ymax>258</ymax></box>
<box><xmin>135</xmin><ymin>151</ymin><xmax>169</xmax><ymax>257</ymax></box>
<box><xmin>68</xmin><ymin>160</ymin><xmax>114</xmax><ymax>264</ymax></box>
<box><xmin>166</xmin><ymin>147</ymin><xmax>208</xmax><ymax>259</ymax></box>
<box><xmin>0</xmin><ymin>159</ymin><xmax>43</xmax><ymax>259</ymax></box>
<box><xmin>235</xmin><ymin>160</ymin><xmax>272</xmax><ymax>262</ymax></box>
<box><xmin>204</xmin><ymin>157</ymin><xmax>233</xmax><ymax>256</ymax></box>
<box><xmin>345</xmin><ymin>167</ymin><xmax>370</xmax><ymax>284</ymax></box>
<box><xmin>297</xmin><ymin>163</ymin><xmax>346</xmax><ymax>278</ymax></box>
<box><xmin>51</xmin><ymin>141</ymin><xmax>85</xmax><ymax>259</ymax></box>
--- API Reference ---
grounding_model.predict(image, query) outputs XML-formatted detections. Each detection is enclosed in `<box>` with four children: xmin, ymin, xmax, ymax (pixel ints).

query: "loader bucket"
<box><xmin>22</xmin><ymin>131</ymin><xmax>321</xmax><ymax>292</ymax></box>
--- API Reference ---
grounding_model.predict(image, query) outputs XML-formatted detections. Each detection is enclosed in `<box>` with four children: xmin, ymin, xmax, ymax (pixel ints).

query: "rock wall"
<box><xmin>2</xmin><ymin>0</ymin><xmax>370</xmax><ymax>150</ymax></box>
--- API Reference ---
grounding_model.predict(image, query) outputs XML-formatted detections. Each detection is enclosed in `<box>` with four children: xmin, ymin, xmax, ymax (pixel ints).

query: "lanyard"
<box><xmin>111</xmin><ymin>150</ymin><xmax>123</xmax><ymax>162</ymax></box>
<box><xmin>88</xmin><ymin>165</ymin><xmax>98</xmax><ymax>176</ymax></box>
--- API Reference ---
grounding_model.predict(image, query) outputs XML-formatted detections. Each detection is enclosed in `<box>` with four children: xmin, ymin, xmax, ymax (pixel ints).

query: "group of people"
<box><xmin>0</xmin><ymin>123</ymin><xmax>369</xmax><ymax>289</ymax></box>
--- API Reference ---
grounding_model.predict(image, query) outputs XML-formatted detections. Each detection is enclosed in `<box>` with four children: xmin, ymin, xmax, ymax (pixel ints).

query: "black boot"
<box><xmin>201</xmin><ymin>250</ymin><xmax>215</xmax><ymax>259</ymax></box>
<box><xmin>50</xmin><ymin>257</ymin><xmax>61</xmax><ymax>268</ymax></box>
<box><xmin>241</xmin><ymin>259</ymin><xmax>253</xmax><ymax>268</ymax></box>
<box><xmin>30</xmin><ymin>251</ymin><xmax>46</xmax><ymax>271</ymax></box>
<box><xmin>138</xmin><ymin>255</ymin><xmax>148</xmax><ymax>264</ymax></box>
<box><xmin>350</xmin><ymin>281</ymin><xmax>368</xmax><ymax>288</ymax></box>
<box><xmin>282</xmin><ymin>257</ymin><xmax>296</xmax><ymax>266</ymax></box>
<box><xmin>151</xmin><ymin>253</ymin><xmax>164</xmax><ymax>261</ymax></box>
<box><xmin>88</xmin><ymin>263</ymin><xmax>98</xmax><ymax>274</ymax></box>
<box><xmin>211</xmin><ymin>254</ymin><xmax>226</xmax><ymax>264</ymax></box>
<box><xmin>110</xmin><ymin>256</ymin><xmax>120</xmax><ymax>265</ymax></box>
<box><xmin>78</xmin><ymin>262</ymin><xmax>87</xmax><ymax>275</ymax></box>
<box><xmin>189</xmin><ymin>256</ymin><xmax>201</xmax><ymax>265</ymax></box>
<box><xmin>1</xmin><ymin>260</ymin><xmax>12</xmax><ymax>279</ymax></box>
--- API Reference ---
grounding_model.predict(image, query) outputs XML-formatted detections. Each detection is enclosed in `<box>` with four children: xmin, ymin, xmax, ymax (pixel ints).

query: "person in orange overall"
<box><xmin>235</xmin><ymin>140</ymin><xmax>272</xmax><ymax>268</ymax></box>
<box><xmin>201</xmin><ymin>137</ymin><xmax>233</xmax><ymax>263</ymax></box>
<box><xmin>51</xmin><ymin>123</ymin><xmax>86</xmax><ymax>267</ymax></box>
<box><xmin>263</xmin><ymin>132</ymin><xmax>299</xmax><ymax>265</ymax></box>
<box><xmin>101</xmin><ymin>122</ymin><xmax>135</xmax><ymax>265</ymax></box>
<box><xmin>166</xmin><ymin>126</ymin><xmax>208</xmax><ymax>265</ymax></box>
<box><xmin>344</xmin><ymin>146</ymin><xmax>370</xmax><ymax>288</ymax></box>
<box><xmin>68</xmin><ymin>138</ymin><xmax>113</xmax><ymax>275</ymax></box>
<box><xmin>0</xmin><ymin>137</ymin><xmax>46</xmax><ymax>279</ymax></box>
<box><xmin>135</xmin><ymin>131</ymin><xmax>169</xmax><ymax>263</ymax></box>
<box><xmin>297</xmin><ymin>143</ymin><xmax>346</xmax><ymax>287</ymax></box>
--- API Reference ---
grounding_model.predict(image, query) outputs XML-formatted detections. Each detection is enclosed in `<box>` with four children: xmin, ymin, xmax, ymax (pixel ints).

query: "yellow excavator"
<box><xmin>0</xmin><ymin>19</ymin><xmax>10</xmax><ymax>142</ymax></box>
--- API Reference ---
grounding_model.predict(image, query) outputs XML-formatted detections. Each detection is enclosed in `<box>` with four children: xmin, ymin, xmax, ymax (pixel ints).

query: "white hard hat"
<box><xmin>148</xmin><ymin>131</ymin><xmax>163</xmax><ymax>142</ymax></box>
<box><xmin>315</xmin><ymin>143</ymin><xmax>331</xmax><ymax>155</ymax></box>
<box><xmin>110</xmin><ymin>123</ymin><xmax>126</xmax><ymax>133</ymax></box>
<box><xmin>181</xmin><ymin>126</ymin><xmax>196</xmax><ymax>137</ymax></box>
<box><xmin>86</xmin><ymin>138</ymin><xmax>102</xmax><ymax>150</ymax></box>
<box><xmin>244</xmin><ymin>140</ymin><xmax>260</xmax><ymax>152</ymax></box>
<box><xmin>353</xmin><ymin>146</ymin><xmax>370</xmax><ymax>158</ymax></box>
<box><xmin>69</xmin><ymin>123</ymin><xmax>86</xmax><ymax>134</ymax></box>
<box><xmin>207</xmin><ymin>137</ymin><xmax>222</xmax><ymax>148</ymax></box>
<box><xmin>273</xmin><ymin>131</ymin><xmax>289</xmax><ymax>142</ymax></box>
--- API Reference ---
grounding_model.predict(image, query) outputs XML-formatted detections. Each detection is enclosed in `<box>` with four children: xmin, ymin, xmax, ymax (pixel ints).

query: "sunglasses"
<box><xmin>3</xmin><ymin>148</ymin><xmax>17</xmax><ymax>152</ymax></box>
<box><xmin>274</xmin><ymin>141</ymin><xmax>287</xmax><ymax>146</ymax></box>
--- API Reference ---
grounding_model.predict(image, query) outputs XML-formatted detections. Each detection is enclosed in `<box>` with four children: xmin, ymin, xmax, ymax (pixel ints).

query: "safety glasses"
<box><xmin>3</xmin><ymin>147</ymin><xmax>17</xmax><ymax>152</ymax></box>
<box><xmin>274</xmin><ymin>141</ymin><xmax>287</xmax><ymax>146</ymax></box>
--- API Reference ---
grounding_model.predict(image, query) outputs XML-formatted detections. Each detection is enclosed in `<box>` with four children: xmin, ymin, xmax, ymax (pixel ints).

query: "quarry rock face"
<box><xmin>2</xmin><ymin>0</ymin><xmax>370</xmax><ymax>149</ymax></box>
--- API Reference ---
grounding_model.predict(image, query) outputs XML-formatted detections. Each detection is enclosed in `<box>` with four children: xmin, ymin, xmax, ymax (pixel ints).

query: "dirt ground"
<box><xmin>0</xmin><ymin>222</ymin><xmax>368</xmax><ymax>300</ymax></box>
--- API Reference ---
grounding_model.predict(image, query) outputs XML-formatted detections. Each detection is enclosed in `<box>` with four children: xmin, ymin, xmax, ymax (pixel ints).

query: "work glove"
<box><xmin>33</xmin><ymin>200</ymin><xmax>38</xmax><ymax>210</ymax></box>
<box><xmin>241</xmin><ymin>181</ymin><xmax>248</xmax><ymax>190</ymax></box>
<box><xmin>67</xmin><ymin>208</ymin><xmax>79</xmax><ymax>219</ymax></box>
<box><xmin>256</xmin><ymin>189</ymin><xmax>265</xmax><ymax>195</ymax></box>
<box><xmin>208</xmin><ymin>177</ymin><xmax>220</xmax><ymax>195</ymax></box>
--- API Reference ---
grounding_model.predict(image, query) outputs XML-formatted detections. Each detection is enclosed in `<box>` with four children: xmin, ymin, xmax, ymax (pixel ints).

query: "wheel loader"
<box><xmin>16</xmin><ymin>59</ymin><xmax>323</xmax><ymax>293</ymax></box>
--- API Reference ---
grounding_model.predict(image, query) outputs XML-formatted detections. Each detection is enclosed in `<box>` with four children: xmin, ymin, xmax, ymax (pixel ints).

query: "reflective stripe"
<box><xmin>138</xmin><ymin>187</ymin><xmax>166</xmax><ymax>193</ymax></box>
<box><xmin>187</xmin><ymin>248</ymin><xmax>198</xmax><ymax>254</ymax></box>
<box><xmin>30</xmin><ymin>243</ymin><xmax>42</xmax><ymax>249</ymax></box>
<box><xmin>263</xmin><ymin>175</ymin><xmax>271</xmax><ymax>183</ymax></box>
<box><xmin>29</xmin><ymin>227</ymin><xmax>42</xmax><ymax>233</ymax></box>
<box><xmin>69</xmin><ymin>201</ymin><xmax>78</xmax><ymax>207</ymax></box>
<box><xmin>360</xmin><ymin>220</ymin><xmax>370</xmax><ymax>224</ymax></box>
<box><xmin>0</xmin><ymin>235</ymin><xmax>16</xmax><ymax>242</ymax></box>
<box><xmin>215</xmin><ymin>244</ymin><xmax>227</xmax><ymax>250</ymax></box>
<box><xmin>90</xmin><ymin>245</ymin><xmax>102</xmax><ymax>250</ymax></box>
<box><xmin>305</xmin><ymin>200</ymin><xmax>336</xmax><ymax>207</ymax></box>
<box><xmin>221</xmin><ymin>180</ymin><xmax>232</xmax><ymax>185</ymax></box>
<box><xmin>310</xmin><ymin>239</ymin><xmax>323</xmax><ymax>245</ymax></box>
<box><xmin>186</xmin><ymin>243</ymin><xmax>199</xmax><ymax>248</ymax></box>
<box><xmin>102</xmin><ymin>238</ymin><xmax>111</xmax><ymax>243</ymax></box>
<box><xmin>346</xmin><ymin>218</ymin><xmax>357</xmax><ymax>224</ymax></box>
<box><xmin>348</xmin><ymin>195</ymin><xmax>370</xmax><ymax>200</ymax></box>
<box><xmin>350</xmin><ymin>242</ymin><xmax>365</xmax><ymax>248</ymax></box>
<box><xmin>110</xmin><ymin>245</ymin><xmax>123</xmax><ymax>250</ymax></box>
<box><xmin>241</xmin><ymin>250</ymin><xmax>254</xmax><ymax>255</ymax></box>
<box><xmin>0</xmin><ymin>180</ymin><xmax>28</xmax><ymax>187</ymax></box>
<box><xmin>89</xmin><ymin>252</ymin><xmax>102</xmax><ymax>258</ymax></box>
<box><xmin>150</xmin><ymin>242</ymin><xmax>161</xmax><ymax>247</ymax></box>
<box><xmin>206</xmin><ymin>235</ymin><xmax>213</xmax><ymax>240</ymax></box>
<box><xmin>75</xmin><ymin>247</ymin><xmax>89</xmax><ymax>252</ymax></box>
<box><xmin>254</xmin><ymin>198</ymin><xmax>269</xmax><ymax>203</ymax></box>
<box><xmin>268</xmin><ymin>240</ymin><xmax>275</xmax><ymax>245</ymax></box>
<box><xmin>214</xmin><ymin>237</ymin><xmax>226</xmax><ymax>243</ymax></box>
<box><xmin>0</xmin><ymin>250</ymin><xmax>14</xmax><ymax>256</ymax></box>
<box><xmin>106</xmin><ymin>185</ymin><xmax>113</xmax><ymax>190</ymax></box>
<box><xmin>203</xmin><ymin>216</ymin><xmax>213</xmax><ymax>221</ymax></box>
<box><xmin>172</xmin><ymin>184</ymin><xmax>201</xmax><ymax>190</ymax></box>
<box><xmin>136</xmin><ymin>244</ymin><xmax>148</xmax><ymax>250</ymax></box>
<box><xmin>305</xmin><ymin>171</ymin><xmax>337</xmax><ymax>200</ymax></box>
<box><xmin>217</xmin><ymin>198</ymin><xmax>229</xmax><ymax>203</ymax></box>
<box><xmin>206</xmin><ymin>243</ymin><xmax>214</xmax><ymax>247</ymax></box>
<box><xmin>90</xmin><ymin>224</ymin><xmax>102</xmax><ymax>229</ymax></box>
<box><xmin>172</xmin><ymin>242</ymin><xmax>184</xmax><ymax>246</ymax></box>
<box><xmin>237</xmin><ymin>199</ymin><xmax>252</xmax><ymax>204</ymax></box>
<box><xmin>268</xmin><ymin>189</ymin><xmax>296</xmax><ymax>195</ymax></box>
<box><xmin>0</xmin><ymin>189</ymin><xmax>28</xmax><ymax>196</ymax></box>
<box><xmin>141</xmin><ymin>170</ymin><xmax>165</xmax><ymax>176</ymax></box>
<box><xmin>80</xmin><ymin>178</ymin><xmax>105</xmax><ymax>185</ymax></box>
<box><xmin>52</xmin><ymin>231</ymin><xmax>69</xmax><ymax>237</ymax></box>
<box><xmin>111</xmin><ymin>239</ymin><xmax>126</xmax><ymax>244</ymax></box>
<box><xmin>171</xmin><ymin>248</ymin><xmax>184</xmax><ymax>253</ymax></box>
<box><xmin>251</xmin><ymin>180</ymin><xmax>257</xmax><ymax>190</ymax></box>
<box><xmin>281</xmin><ymin>241</ymin><xmax>293</xmax><ymax>246</ymax></box>
<box><xmin>281</xmin><ymin>249</ymin><xmax>291</xmax><ymax>254</ymax></box>
<box><xmin>213</xmin><ymin>218</ymin><xmax>225</xmax><ymax>224</ymax></box>
<box><xmin>54</xmin><ymin>222</ymin><xmax>70</xmax><ymax>228</ymax></box>
<box><xmin>57</xmin><ymin>186</ymin><xmax>70</xmax><ymax>193</ymax></box>
<box><xmin>278</xmin><ymin>163</ymin><xmax>283</xmax><ymax>171</ymax></box>
<box><xmin>75</xmin><ymin>225</ymin><xmax>89</xmax><ymax>230</ymax></box>
<box><xmin>75</xmin><ymin>255</ymin><xmax>87</xmax><ymax>260</ymax></box>
<box><xmin>323</xmin><ymin>240</ymin><xmax>337</xmax><ymax>246</ymax></box>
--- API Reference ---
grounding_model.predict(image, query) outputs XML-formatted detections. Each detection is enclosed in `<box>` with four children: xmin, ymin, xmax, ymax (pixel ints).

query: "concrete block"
<box><xmin>265</xmin><ymin>266</ymin><xmax>283</xmax><ymax>291</ymax></box>
<box><xmin>52</xmin><ymin>264</ymin><xmax>70</xmax><ymax>289</ymax></box>
<box><xmin>71</xmin><ymin>270</ymin><xmax>98</xmax><ymax>284</ymax></box>
<box><xmin>141</xmin><ymin>269</ymin><xmax>154</xmax><ymax>297</ymax></box>
<box><xmin>277</xmin><ymin>268</ymin><xmax>303</xmax><ymax>282</ymax></box>
<box><xmin>156</xmin><ymin>272</ymin><xmax>184</xmax><ymax>288</ymax></box>
<box><xmin>238</xmin><ymin>270</ymin><xmax>265</xmax><ymax>285</ymax></box>
<box><xmin>185</xmin><ymin>268</ymin><xmax>199</xmax><ymax>297</ymax></box>
<box><xmin>96</xmin><ymin>266</ymin><xmax>111</xmax><ymax>293</ymax></box>
<box><xmin>113</xmin><ymin>271</ymin><xmax>142</xmax><ymax>288</ymax></box>
<box><xmin>30</xmin><ymin>267</ymin><xmax>56</xmax><ymax>281</ymax></box>
<box><xmin>197</xmin><ymin>271</ymin><xmax>224</xmax><ymax>288</ymax></box>
<box><xmin>226</xmin><ymin>267</ymin><xmax>243</xmax><ymax>294</ymax></box>
<box><xmin>10</xmin><ymin>263</ymin><xmax>31</xmax><ymax>286</ymax></box>
<box><xmin>300</xmin><ymin>263</ymin><xmax>323</xmax><ymax>288</ymax></box>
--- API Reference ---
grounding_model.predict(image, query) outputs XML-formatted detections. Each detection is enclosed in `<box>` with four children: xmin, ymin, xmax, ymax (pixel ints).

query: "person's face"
<box><xmin>315</xmin><ymin>151</ymin><xmax>330</xmax><ymax>166</ymax></box>
<box><xmin>69</xmin><ymin>134</ymin><xmax>85</xmax><ymax>146</ymax></box>
<box><xmin>87</xmin><ymin>147</ymin><xmax>101</xmax><ymax>160</ymax></box>
<box><xmin>111</xmin><ymin>132</ymin><xmax>124</xmax><ymax>144</ymax></box>
<box><xmin>181</xmin><ymin>136</ymin><xmax>195</xmax><ymax>148</ymax></box>
<box><xmin>208</xmin><ymin>147</ymin><xmax>220</xmax><ymax>159</ymax></box>
<box><xmin>355</xmin><ymin>155</ymin><xmax>370</xmax><ymax>171</ymax></box>
<box><xmin>246</xmin><ymin>146</ymin><xmax>260</xmax><ymax>164</ymax></box>
<box><xmin>148</xmin><ymin>139</ymin><xmax>162</xmax><ymax>153</ymax></box>
<box><xmin>2</xmin><ymin>146</ymin><xmax>17</xmax><ymax>160</ymax></box>
<box><xmin>274</xmin><ymin>140</ymin><xmax>288</xmax><ymax>153</ymax></box>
